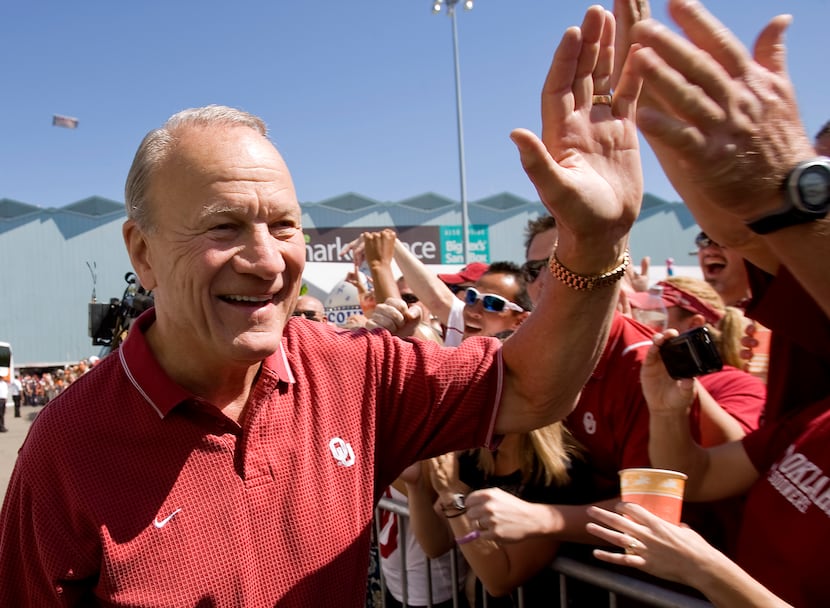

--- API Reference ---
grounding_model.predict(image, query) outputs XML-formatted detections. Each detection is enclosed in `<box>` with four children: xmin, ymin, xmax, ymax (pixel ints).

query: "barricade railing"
<box><xmin>376</xmin><ymin>497</ymin><xmax>712</xmax><ymax>608</ymax></box>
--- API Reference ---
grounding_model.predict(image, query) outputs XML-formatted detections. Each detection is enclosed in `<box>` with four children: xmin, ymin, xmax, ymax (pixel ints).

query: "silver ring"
<box><xmin>592</xmin><ymin>94</ymin><xmax>613</xmax><ymax>106</ymax></box>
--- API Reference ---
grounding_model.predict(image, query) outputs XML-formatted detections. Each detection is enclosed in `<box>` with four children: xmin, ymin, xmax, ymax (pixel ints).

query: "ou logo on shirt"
<box><xmin>582</xmin><ymin>412</ymin><xmax>597</xmax><ymax>435</ymax></box>
<box><xmin>329</xmin><ymin>437</ymin><xmax>356</xmax><ymax>467</ymax></box>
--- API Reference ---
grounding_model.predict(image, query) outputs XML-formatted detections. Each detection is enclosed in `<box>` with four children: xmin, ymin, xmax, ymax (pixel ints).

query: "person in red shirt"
<box><xmin>0</xmin><ymin>5</ymin><xmax>647</xmax><ymax>605</ymax></box>
<box><xmin>586</xmin><ymin>0</ymin><xmax>830</xmax><ymax>606</ymax></box>
<box><xmin>628</xmin><ymin>276</ymin><xmax>766</xmax><ymax>554</ymax></box>
<box><xmin>627</xmin><ymin>277</ymin><xmax>766</xmax><ymax>443</ymax></box>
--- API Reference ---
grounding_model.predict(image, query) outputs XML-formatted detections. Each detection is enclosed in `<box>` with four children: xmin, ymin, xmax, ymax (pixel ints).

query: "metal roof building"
<box><xmin>0</xmin><ymin>191</ymin><xmax>702</xmax><ymax>368</ymax></box>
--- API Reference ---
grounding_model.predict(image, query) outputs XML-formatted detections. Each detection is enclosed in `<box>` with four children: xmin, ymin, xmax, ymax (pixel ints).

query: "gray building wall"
<box><xmin>1</xmin><ymin>198</ymin><xmax>133</xmax><ymax>368</ymax></box>
<box><xmin>1</xmin><ymin>192</ymin><xmax>701</xmax><ymax>368</ymax></box>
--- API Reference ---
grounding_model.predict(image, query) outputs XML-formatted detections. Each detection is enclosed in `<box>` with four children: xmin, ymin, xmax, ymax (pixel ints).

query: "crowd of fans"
<box><xmin>14</xmin><ymin>358</ymin><xmax>100</xmax><ymax>407</ymax></box>
<box><xmin>330</xmin><ymin>216</ymin><xmax>769</xmax><ymax>606</ymax></box>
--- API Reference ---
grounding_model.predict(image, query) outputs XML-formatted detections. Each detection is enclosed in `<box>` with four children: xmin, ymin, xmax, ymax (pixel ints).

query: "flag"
<box><xmin>52</xmin><ymin>114</ymin><xmax>79</xmax><ymax>129</ymax></box>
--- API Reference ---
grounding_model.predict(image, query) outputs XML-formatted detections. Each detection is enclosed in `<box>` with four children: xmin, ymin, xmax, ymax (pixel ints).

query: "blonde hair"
<box><xmin>474</xmin><ymin>422</ymin><xmax>581</xmax><ymax>487</ymax></box>
<box><xmin>663</xmin><ymin>276</ymin><xmax>745</xmax><ymax>369</ymax></box>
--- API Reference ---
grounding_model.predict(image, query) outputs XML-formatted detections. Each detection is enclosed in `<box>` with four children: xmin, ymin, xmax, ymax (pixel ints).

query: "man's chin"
<box><xmin>231</xmin><ymin>333</ymin><xmax>283</xmax><ymax>362</ymax></box>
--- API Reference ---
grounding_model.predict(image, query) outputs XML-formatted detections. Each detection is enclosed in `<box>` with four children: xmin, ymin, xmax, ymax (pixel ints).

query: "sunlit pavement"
<box><xmin>0</xmin><ymin>405</ymin><xmax>38</xmax><ymax>497</ymax></box>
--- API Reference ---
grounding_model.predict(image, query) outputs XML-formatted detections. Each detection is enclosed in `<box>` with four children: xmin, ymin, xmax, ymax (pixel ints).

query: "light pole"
<box><xmin>432</xmin><ymin>0</ymin><xmax>473</xmax><ymax>263</ymax></box>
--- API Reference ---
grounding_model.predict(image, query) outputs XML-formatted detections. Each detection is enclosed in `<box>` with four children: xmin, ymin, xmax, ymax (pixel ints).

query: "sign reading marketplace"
<box><xmin>304</xmin><ymin>225</ymin><xmax>490</xmax><ymax>265</ymax></box>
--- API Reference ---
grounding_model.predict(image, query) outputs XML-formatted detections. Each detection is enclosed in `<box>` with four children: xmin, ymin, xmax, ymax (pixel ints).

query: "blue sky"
<box><xmin>2</xmin><ymin>1</ymin><xmax>828</xmax><ymax>210</ymax></box>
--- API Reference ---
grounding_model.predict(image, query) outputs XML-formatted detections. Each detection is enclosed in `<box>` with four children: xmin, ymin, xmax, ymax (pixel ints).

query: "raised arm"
<box><xmin>622</xmin><ymin>0</ymin><xmax>830</xmax><ymax>315</ymax></box>
<box><xmin>398</xmin><ymin>461</ymin><xmax>455</xmax><ymax>559</ymax></box>
<box><xmin>613</xmin><ymin>0</ymin><xmax>780</xmax><ymax>273</ymax></box>
<box><xmin>362</xmin><ymin>230</ymin><xmax>400</xmax><ymax>304</ymax></box>
<box><xmin>391</xmin><ymin>237</ymin><xmax>458</xmax><ymax>326</ymax></box>
<box><xmin>640</xmin><ymin>331</ymin><xmax>759</xmax><ymax>501</ymax></box>
<box><xmin>496</xmin><ymin>6</ymin><xmax>644</xmax><ymax>433</ymax></box>
<box><xmin>343</xmin><ymin>229</ymin><xmax>458</xmax><ymax>326</ymax></box>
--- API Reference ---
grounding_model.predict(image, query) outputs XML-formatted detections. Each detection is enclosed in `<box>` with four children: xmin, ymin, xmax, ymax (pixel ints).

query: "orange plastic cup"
<box><xmin>746</xmin><ymin>326</ymin><xmax>771</xmax><ymax>383</ymax></box>
<box><xmin>619</xmin><ymin>468</ymin><xmax>687</xmax><ymax>524</ymax></box>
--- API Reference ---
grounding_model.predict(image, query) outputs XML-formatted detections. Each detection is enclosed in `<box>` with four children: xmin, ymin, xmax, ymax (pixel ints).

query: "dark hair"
<box><xmin>816</xmin><ymin>120</ymin><xmax>830</xmax><ymax>140</ymax></box>
<box><xmin>482</xmin><ymin>261</ymin><xmax>533</xmax><ymax>312</ymax></box>
<box><xmin>524</xmin><ymin>215</ymin><xmax>557</xmax><ymax>257</ymax></box>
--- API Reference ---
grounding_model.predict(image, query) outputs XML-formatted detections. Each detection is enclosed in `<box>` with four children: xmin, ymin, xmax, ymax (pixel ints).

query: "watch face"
<box><xmin>798</xmin><ymin>165</ymin><xmax>830</xmax><ymax>212</ymax></box>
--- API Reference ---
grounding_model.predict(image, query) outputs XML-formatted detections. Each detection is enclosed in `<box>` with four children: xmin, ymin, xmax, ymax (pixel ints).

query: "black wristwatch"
<box><xmin>746</xmin><ymin>157</ymin><xmax>830</xmax><ymax>234</ymax></box>
<box><xmin>441</xmin><ymin>493</ymin><xmax>466</xmax><ymax>516</ymax></box>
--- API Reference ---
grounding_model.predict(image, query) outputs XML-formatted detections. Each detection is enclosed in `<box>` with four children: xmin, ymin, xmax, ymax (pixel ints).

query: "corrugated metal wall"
<box><xmin>1</xmin><ymin>206</ymin><xmax>132</xmax><ymax>367</ymax></box>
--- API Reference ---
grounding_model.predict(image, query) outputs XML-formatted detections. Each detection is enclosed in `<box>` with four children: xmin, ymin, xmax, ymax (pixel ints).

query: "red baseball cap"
<box><xmin>628</xmin><ymin>281</ymin><xmax>724</xmax><ymax>325</ymax></box>
<box><xmin>437</xmin><ymin>262</ymin><xmax>490</xmax><ymax>285</ymax></box>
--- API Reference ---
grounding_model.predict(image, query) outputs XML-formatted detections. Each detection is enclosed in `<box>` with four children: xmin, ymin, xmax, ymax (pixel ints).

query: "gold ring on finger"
<box><xmin>592</xmin><ymin>94</ymin><xmax>613</xmax><ymax>106</ymax></box>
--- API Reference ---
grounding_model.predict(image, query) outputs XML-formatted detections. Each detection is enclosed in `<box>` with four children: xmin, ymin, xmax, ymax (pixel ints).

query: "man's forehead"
<box><xmin>476</xmin><ymin>272</ymin><xmax>518</xmax><ymax>294</ymax></box>
<box><xmin>199</xmin><ymin>194</ymin><xmax>300</xmax><ymax>216</ymax></box>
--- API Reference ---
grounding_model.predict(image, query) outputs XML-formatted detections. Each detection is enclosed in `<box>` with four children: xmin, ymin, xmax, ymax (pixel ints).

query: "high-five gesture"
<box><xmin>511</xmin><ymin>6</ymin><xmax>643</xmax><ymax>269</ymax></box>
<box><xmin>628</xmin><ymin>0</ymin><xmax>812</xmax><ymax>223</ymax></box>
<box><xmin>496</xmin><ymin>6</ymin><xmax>645</xmax><ymax>434</ymax></box>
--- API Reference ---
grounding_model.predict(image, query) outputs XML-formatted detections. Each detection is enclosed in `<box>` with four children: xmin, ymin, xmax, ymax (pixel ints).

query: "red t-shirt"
<box><xmin>745</xmin><ymin>264</ymin><xmax>830</xmax><ymax>423</ymax></box>
<box><xmin>739</xmin><ymin>398</ymin><xmax>830</xmax><ymax>607</ymax></box>
<box><xmin>691</xmin><ymin>366</ymin><xmax>766</xmax><ymax>440</ymax></box>
<box><xmin>0</xmin><ymin>310</ymin><xmax>503</xmax><ymax>607</ymax></box>
<box><xmin>565</xmin><ymin>313</ymin><xmax>655</xmax><ymax>499</ymax></box>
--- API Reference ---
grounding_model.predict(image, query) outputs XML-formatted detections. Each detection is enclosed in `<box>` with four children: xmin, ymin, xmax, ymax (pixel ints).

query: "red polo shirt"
<box><xmin>0</xmin><ymin>309</ymin><xmax>503</xmax><ymax>607</ymax></box>
<box><xmin>565</xmin><ymin>313</ymin><xmax>655</xmax><ymax>499</ymax></box>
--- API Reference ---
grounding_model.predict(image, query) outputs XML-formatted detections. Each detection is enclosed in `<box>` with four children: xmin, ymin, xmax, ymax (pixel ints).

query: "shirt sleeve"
<box><xmin>0</xmin><ymin>450</ymin><xmax>98</xmax><ymax>606</ymax></box>
<box><xmin>370</xmin><ymin>331</ymin><xmax>504</xmax><ymax>489</ymax></box>
<box><xmin>696</xmin><ymin>367</ymin><xmax>766</xmax><ymax>434</ymax></box>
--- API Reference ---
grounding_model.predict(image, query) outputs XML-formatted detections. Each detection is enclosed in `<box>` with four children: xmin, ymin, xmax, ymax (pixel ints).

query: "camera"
<box><xmin>658</xmin><ymin>326</ymin><xmax>723</xmax><ymax>380</ymax></box>
<box><xmin>89</xmin><ymin>272</ymin><xmax>154</xmax><ymax>350</ymax></box>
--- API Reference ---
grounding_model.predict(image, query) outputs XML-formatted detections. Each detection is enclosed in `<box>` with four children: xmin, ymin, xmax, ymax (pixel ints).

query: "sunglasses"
<box><xmin>521</xmin><ymin>258</ymin><xmax>547</xmax><ymax>283</ymax></box>
<box><xmin>464</xmin><ymin>287</ymin><xmax>523</xmax><ymax>313</ymax></box>
<box><xmin>292</xmin><ymin>310</ymin><xmax>322</xmax><ymax>321</ymax></box>
<box><xmin>401</xmin><ymin>293</ymin><xmax>419</xmax><ymax>305</ymax></box>
<box><xmin>695</xmin><ymin>233</ymin><xmax>719</xmax><ymax>249</ymax></box>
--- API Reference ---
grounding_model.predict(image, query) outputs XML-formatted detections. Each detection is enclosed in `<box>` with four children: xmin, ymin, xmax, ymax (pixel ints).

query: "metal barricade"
<box><xmin>375</xmin><ymin>497</ymin><xmax>712</xmax><ymax>608</ymax></box>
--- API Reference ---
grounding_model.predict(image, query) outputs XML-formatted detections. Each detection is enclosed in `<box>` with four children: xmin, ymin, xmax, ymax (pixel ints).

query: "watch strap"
<box><xmin>746</xmin><ymin>157</ymin><xmax>830</xmax><ymax>234</ymax></box>
<box><xmin>440</xmin><ymin>493</ymin><xmax>466</xmax><ymax>514</ymax></box>
<box><xmin>746</xmin><ymin>208</ymin><xmax>824</xmax><ymax>235</ymax></box>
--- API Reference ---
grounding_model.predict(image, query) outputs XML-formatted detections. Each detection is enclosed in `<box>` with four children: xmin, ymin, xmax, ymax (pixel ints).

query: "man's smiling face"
<box><xmin>696</xmin><ymin>239</ymin><xmax>749</xmax><ymax>307</ymax></box>
<box><xmin>462</xmin><ymin>272</ymin><xmax>526</xmax><ymax>340</ymax></box>
<box><xmin>125</xmin><ymin>124</ymin><xmax>306</xmax><ymax>369</ymax></box>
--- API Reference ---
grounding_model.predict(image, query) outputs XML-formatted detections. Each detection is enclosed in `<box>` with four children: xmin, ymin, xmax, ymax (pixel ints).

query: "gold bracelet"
<box><xmin>548</xmin><ymin>248</ymin><xmax>631</xmax><ymax>291</ymax></box>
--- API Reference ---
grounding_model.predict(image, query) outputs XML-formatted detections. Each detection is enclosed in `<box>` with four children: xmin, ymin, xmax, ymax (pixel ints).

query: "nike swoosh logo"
<box><xmin>153</xmin><ymin>508</ymin><xmax>182</xmax><ymax>529</ymax></box>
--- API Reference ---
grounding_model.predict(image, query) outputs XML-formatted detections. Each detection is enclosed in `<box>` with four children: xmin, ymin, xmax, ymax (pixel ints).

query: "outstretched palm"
<box><xmin>514</xmin><ymin>7</ymin><xmax>643</xmax><ymax>248</ymax></box>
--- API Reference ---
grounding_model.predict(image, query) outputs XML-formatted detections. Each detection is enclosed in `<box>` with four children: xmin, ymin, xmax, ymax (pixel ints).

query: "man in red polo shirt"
<box><xmin>0</xmin><ymin>8</ymin><xmax>645</xmax><ymax>605</ymax></box>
